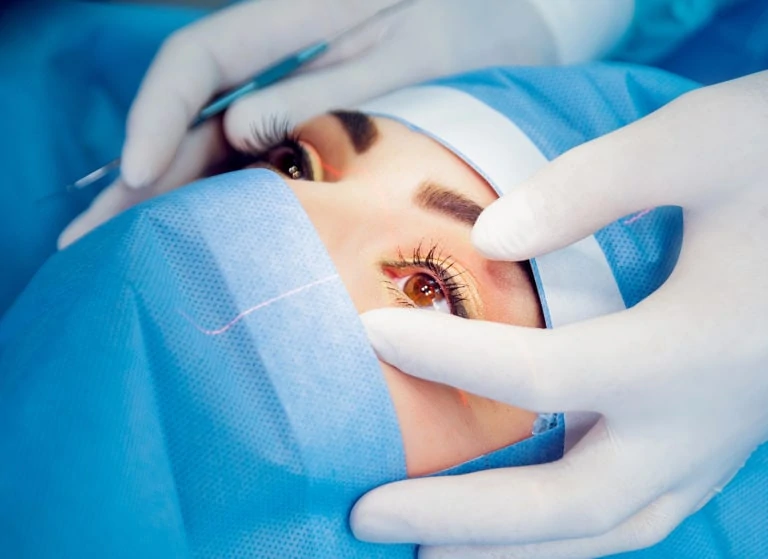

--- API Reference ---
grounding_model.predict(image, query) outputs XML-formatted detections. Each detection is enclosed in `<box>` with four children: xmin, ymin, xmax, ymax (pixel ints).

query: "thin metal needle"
<box><xmin>68</xmin><ymin>158</ymin><xmax>121</xmax><ymax>191</ymax></box>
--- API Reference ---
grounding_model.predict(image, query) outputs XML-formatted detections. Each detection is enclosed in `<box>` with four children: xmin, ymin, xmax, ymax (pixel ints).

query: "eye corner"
<box><xmin>382</xmin><ymin>267</ymin><xmax>400</xmax><ymax>280</ymax></box>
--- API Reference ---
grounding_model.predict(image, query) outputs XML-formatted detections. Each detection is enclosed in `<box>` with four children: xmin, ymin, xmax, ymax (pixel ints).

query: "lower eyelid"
<box><xmin>381</xmin><ymin>278</ymin><xmax>417</xmax><ymax>309</ymax></box>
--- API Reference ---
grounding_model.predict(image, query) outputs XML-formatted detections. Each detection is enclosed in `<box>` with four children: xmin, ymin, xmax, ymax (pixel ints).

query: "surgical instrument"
<box><xmin>68</xmin><ymin>0</ymin><xmax>417</xmax><ymax>192</ymax></box>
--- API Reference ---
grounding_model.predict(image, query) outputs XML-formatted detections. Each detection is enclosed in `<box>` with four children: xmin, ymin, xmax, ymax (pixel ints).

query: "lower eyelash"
<box><xmin>382</xmin><ymin>282</ymin><xmax>418</xmax><ymax>309</ymax></box>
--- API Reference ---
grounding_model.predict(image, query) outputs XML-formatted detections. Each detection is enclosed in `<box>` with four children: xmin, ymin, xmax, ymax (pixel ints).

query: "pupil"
<box><xmin>403</xmin><ymin>273</ymin><xmax>444</xmax><ymax>307</ymax></box>
<box><xmin>271</xmin><ymin>147</ymin><xmax>303</xmax><ymax>179</ymax></box>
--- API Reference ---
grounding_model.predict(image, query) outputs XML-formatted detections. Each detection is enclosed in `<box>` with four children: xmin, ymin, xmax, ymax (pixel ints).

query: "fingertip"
<box><xmin>120</xmin><ymin>171</ymin><xmax>152</xmax><ymax>190</ymax></box>
<box><xmin>57</xmin><ymin>205</ymin><xmax>105</xmax><ymax>249</ymax></box>
<box><xmin>57</xmin><ymin>207</ymin><xmax>102</xmax><ymax>250</ymax></box>
<box><xmin>122</xmin><ymin>103</ymin><xmax>190</xmax><ymax>189</ymax></box>
<box><xmin>57</xmin><ymin>222</ymin><xmax>81</xmax><ymax>250</ymax></box>
<box><xmin>350</xmin><ymin>481</ymin><xmax>415</xmax><ymax>543</ymax></box>
<box><xmin>359</xmin><ymin>308</ymin><xmax>413</xmax><ymax>359</ymax></box>
<box><xmin>471</xmin><ymin>194</ymin><xmax>538</xmax><ymax>260</ymax></box>
<box><xmin>348</xmin><ymin>492</ymin><xmax>383</xmax><ymax>542</ymax></box>
<box><xmin>119</xmin><ymin>146</ymin><xmax>153</xmax><ymax>189</ymax></box>
<box><xmin>222</xmin><ymin>102</ymin><xmax>256</xmax><ymax>150</ymax></box>
<box><xmin>58</xmin><ymin>180</ymin><xmax>140</xmax><ymax>250</ymax></box>
<box><xmin>360</xmin><ymin>307</ymin><xmax>409</xmax><ymax>327</ymax></box>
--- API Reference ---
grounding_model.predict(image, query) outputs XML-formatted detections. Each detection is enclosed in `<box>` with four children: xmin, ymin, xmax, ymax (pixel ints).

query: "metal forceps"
<box><xmin>69</xmin><ymin>0</ymin><xmax>416</xmax><ymax>192</ymax></box>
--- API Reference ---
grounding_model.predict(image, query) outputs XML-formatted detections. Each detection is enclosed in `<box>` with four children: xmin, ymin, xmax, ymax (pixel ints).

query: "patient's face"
<box><xmin>246</xmin><ymin>112</ymin><xmax>543</xmax><ymax>476</ymax></box>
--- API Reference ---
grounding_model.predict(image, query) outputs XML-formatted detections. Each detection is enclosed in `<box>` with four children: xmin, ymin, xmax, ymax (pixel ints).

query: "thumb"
<box><xmin>59</xmin><ymin>123</ymin><xmax>221</xmax><ymax>249</ymax></box>
<box><xmin>120</xmin><ymin>0</ymin><xmax>408</xmax><ymax>187</ymax></box>
<box><xmin>471</xmin><ymin>102</ymin><xmax>683</xmax><ymax>261</ymax></box>
<box><xmin>360</xmin><ymin>308</ymin><xmax>634</xmax><ymax>413</ymax></box>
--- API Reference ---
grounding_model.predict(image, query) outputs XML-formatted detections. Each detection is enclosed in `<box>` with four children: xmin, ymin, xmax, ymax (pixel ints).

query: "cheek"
<box><xmin>378</xmin><ymin>361</ymin><xmax>477</xmax><ymax>477</ymax></box>
<box><xmin>324</xmin><ymin>242</ymin><xmax>403</xmax><ymax>316</ymax></box>
<box><xmin>382</xmin><ymin>359</ymin><xmax>539</xmax><ymax>478</ymax></box>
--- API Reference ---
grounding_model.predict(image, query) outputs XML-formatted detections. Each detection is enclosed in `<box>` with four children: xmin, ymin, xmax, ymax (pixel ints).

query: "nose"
<box><xmin>285</xmin><ymin>178</ymin><xmax>400</xmax><ymax>313</ymax></box>
<box><xmin>286</xmin><ymin>179</ymin><xmax>386</xmax><ymax>258</ymax></box>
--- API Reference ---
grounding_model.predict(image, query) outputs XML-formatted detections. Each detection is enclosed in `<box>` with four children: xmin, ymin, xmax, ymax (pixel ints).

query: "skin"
<box><xmin>62</xmin><ymin>110</ymin><xmax>546</xmax><ymax>478</ymax></box>
<box><xmin>259</xmin><ymin>114</ymin><xmax>544</xmax><ymax>476</ymax></box>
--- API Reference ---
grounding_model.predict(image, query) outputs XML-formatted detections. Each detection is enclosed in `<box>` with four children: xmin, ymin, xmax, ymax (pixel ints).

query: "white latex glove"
<box><xmin>57</xmin><ymin>0</ymin><xmax>562</xmax><ymax>248</ymax></box>
<box><xmin>58</xmin><ymin>0</ymin><xmax>638</xmax><ymax>249</ymax></box>
<box><xmin>350</xmin><ymin>70</ymin><xmax>768</xmax><ymax>558</ymax></box>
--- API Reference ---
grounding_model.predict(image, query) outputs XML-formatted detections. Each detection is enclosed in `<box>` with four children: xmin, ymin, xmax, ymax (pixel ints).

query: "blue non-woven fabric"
<box><xmin>651</xmin><ymin>0</ymin><xmax>768</xmax><ymax>85</ymax></box>
<box><xmin>0</xmin><ymin>1</ymin><xmax>204</xmax><ymax>318</ymax></box>
<box><xmin>0</xmin><ymin>169</ymin><xmax>564</xmax><ymax>558</ymax></box>
<box><xmin>0</xmin><ymin>169</ymin><xmax>405</xmax><ymax>558</ymax></box>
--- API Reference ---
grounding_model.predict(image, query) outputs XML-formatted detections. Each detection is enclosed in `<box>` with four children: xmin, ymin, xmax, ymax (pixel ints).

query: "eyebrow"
<box><xmin>329</xmin><ymin>110</ymin><xmax>379</xmax><ymax>154</ymax></box>
<box><xmin>413</xmin><ymin>181</ymin><xmax>485</xmax><ymax>227</ymax></box>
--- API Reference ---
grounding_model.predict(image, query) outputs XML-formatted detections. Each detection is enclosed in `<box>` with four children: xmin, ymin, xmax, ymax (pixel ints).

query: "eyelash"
<box><xmin>383</xmin><ymin>242</ymin><xmax>470</xmax><ymax>319</ymax></box>
<box><xmin>238</xmin><ymin>117</ymin><xmax>313</xmax><ymax>180</ymax></box>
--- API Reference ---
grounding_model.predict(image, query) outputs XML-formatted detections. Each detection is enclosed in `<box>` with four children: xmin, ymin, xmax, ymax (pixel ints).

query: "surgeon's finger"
<box><xmin>469</xmin><ymin>83</ymin><xmax>747</xmax><ymax>261</ymax></box>
<box><xmin>417</xmin><ymin>482</ymin><xmax>708</xmax><ymax>559</ymax></box>
<box><xmin>59</xmin><ymin>122</ymin><xmax>222</xmax><ymax>249</ymax></box>
<box><xmin>221</xmin><ymin>27</ymin><xmax>426</xmax><ymax>148</ymax></box>
<box><xmin>352</xmin><ymin>420</ymin><xmax>661</xmax><ymax>546</ymax></box>
<box><xmin>57</xmin><ymin>179</ymin><xmax>144</xmax><ymax>249</ymax></box>
<box><xmin>470</xmin><ymin>117</ymin><xmax>673</xmax><ymax>261</ymax></box>
<box><xmin>361</xmin><ymin>307</ymin><xmax>658</xmax><ymax>413</ymax></box>
<box><xmin>121</xmin><ymin>0</ymin><xmax>398</xmax><ymax>188</ymax></box>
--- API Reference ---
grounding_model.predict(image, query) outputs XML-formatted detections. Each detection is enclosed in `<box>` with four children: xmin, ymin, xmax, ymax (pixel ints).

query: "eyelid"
<box><xmin>301</xmin><ymin>141</ymin><xmax>325</xmax><ymax>181</ymax></box>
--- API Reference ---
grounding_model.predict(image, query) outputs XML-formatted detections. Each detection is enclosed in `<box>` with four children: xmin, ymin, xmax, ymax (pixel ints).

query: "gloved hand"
<box><xmin>59</xmin><ymin>0</ymin><xmax>581</xmax><ymax>248</ymax></box>
<box><xmin>350</xmin><ymin>70</ymin><xmax>768</xmax><ymax>558</ymax></box>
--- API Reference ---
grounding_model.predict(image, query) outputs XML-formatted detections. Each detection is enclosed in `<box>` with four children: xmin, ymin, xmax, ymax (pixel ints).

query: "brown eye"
<box><xmin>402</xmin><ymin>273</ymin><xmax>446</xmax><ymax>308</ymax></box>
<box><xmin>265</xmin><ymin>144</ymin><xmax>307</xmax><ymax>179</ymax></box>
